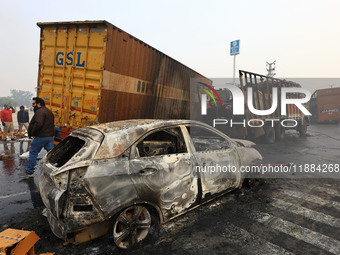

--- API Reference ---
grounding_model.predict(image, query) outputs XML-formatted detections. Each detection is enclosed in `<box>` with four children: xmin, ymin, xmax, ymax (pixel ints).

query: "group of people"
<box><xmin>1</xmin><ymin>97</ymin><xmax>55</xmax><ymax>178</ymax></box>
<box><xmin>1</xmin><ymin>105</ymin><xmax>29</xmax><ymax>141</ymax></box>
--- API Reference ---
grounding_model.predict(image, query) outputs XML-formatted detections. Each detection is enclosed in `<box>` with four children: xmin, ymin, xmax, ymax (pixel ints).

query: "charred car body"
<box><xmin>39</xmin><ymin>120</ymin><xmax>262</xmax><ymax>249</ymax></box>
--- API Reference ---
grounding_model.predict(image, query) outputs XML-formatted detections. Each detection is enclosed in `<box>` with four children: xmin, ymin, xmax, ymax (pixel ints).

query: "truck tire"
<box><xmin>298</xmin><ymin>120</ymin><xmax>307</xmax><ymax>136</ymax></box>
<box><xmin>263</xmin><ymin>126</ymin><xmax>276</xmax><ymax>144</ymax></box>
<box><xmin>275</xmin><ymin>125</ymin><xmax>285</xmax><ymax>141</ymax></box>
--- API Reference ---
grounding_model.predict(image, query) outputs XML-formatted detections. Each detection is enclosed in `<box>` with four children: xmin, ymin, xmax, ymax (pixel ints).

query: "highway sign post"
<box><xmin>230</xmin><ymin>40</ymin><xmax>240</xmax><ymax>85</ymax></box>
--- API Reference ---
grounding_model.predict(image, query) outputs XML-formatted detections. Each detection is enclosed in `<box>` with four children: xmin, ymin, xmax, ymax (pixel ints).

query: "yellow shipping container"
<box><xmin>37</xmin><ymin>21</ymin><xmax>211</xmax><ymax>139</ymax></box>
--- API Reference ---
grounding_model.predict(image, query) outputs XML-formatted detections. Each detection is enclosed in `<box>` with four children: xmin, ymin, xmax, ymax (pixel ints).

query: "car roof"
<box><xmin>89</xmin><ymin>119</ymin><xmax>203</xmax><ymax>134</ymax></box>
<box><xmin>87</xmin><ymin>119</ymin><xmax>209</xmax><ymax>159</ymax></box>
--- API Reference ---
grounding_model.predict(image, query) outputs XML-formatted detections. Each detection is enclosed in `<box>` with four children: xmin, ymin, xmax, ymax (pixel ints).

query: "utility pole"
<box><xmin>266</xmin><ymin>61</ymin><xmax>276</xmax><ymax>77</ymax></box>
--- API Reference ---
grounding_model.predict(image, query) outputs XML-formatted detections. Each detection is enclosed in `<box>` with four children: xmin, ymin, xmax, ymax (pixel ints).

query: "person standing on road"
<box><xmin>1</xmin><ymin>104</ymin><xmax>16</xmax><ymax>141</ymax></box>
<box><xmin>17</xmin><ymin>106</ymin><xmax>29</xmax><ymax>138</ymax></box>
<box><xmin>20</xmin><ymin>97</ymin><xmax>55</xmax><ymax>178</ymax></box>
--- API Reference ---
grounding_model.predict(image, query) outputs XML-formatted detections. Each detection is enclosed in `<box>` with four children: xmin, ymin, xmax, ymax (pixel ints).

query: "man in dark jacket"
<box><xmin>21</xmin><ymin>97</ymin><xmax>55</xmax><ymax>178</ymax></box>
<box><xmin>17</xmin><ymin>106</ymin><xmax>29</xmax><ymax>138</ymax></box>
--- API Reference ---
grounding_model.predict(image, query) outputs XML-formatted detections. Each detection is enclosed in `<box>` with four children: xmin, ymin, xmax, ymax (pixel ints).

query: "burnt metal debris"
<box><xmin>39</xmin><ymin>119</ymin><xmax>262</xmax><ymax>249</ymax></box>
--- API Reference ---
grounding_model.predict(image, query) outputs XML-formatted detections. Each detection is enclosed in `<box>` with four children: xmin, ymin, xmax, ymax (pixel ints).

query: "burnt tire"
<box><xmin>112</xmin><ymin>205</ymin><xmax>158</xmax><ymax>249</ymax></box>
<box><xmin>275</xmin><ymin>125</ymin><xmax>285</xmax><ymax>141</ymax></box>
<box><xmin>263</xmin><ymin>126</ymin><xmax>276</xmax><ymax>144</ymax></box>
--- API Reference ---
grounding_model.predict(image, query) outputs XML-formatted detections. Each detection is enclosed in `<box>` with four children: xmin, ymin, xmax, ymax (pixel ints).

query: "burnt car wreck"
<box><xmin>39</xmin><ymin>120</ymin><xmax>262</xmax><ymax>249</ymax></box>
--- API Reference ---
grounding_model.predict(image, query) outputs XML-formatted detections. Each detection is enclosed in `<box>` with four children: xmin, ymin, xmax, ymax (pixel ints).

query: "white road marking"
<box><xmin>250</xmin><ymin>211</ymin><xmax>340</xmax><ymax>254</ymax></box>
<box><xmin>271</xmin><ymin>198</ymin><xmax>340</xmax><ymax>228</ymax></box>
<box><xmin>283</xmin><ymin>189</ymin><xmax>340</xmax><ymax>209</ymax></box>
<box><xmin>0</xmin><ymin>191</ymin><xmax>27</xmax><ymax>200</ymax></box>
<box><xmin>221</xmin><ymin>223</ymin><xmax>294</xmax><ymax>255</ymax></box>
<box><xmin>315</xmin><ymin>186</ymin><xmax>340</xmax><ymax>198</ymax></box>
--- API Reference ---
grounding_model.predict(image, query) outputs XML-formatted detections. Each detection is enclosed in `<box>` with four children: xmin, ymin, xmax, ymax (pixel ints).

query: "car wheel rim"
<box><xmin>113</xmin><ymin>205</ymin><xmax>151</xmax><ymax>249</ymax></box>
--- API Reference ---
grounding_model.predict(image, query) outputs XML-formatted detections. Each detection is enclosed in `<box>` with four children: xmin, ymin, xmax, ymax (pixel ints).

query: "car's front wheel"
<box><xmin>112</xmin><ymin>205</ymin><xmax>152</xmax><ymax>249</ymax></box>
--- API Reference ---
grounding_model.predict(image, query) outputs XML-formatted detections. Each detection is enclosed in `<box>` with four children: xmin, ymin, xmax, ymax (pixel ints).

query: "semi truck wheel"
<box><xmin>298</xmin><ymin>121</ymin><xmax>307</xmax><ymax>136</ymax></box>
<box><xmin>275</xmin><ymin>125</ymin><xmax>285</xmax><ymax>141</ymax></box>
<box><xmin>263</xmin><ymin>126</ymin><xmax>275</xmax><ymax>144</ymax></box>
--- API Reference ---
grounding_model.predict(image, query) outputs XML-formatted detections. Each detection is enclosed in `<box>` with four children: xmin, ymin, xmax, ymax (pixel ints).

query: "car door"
<box><xmin>128</xmin><ymin>126</ymin><xmax>199</xmax><ymax>220</ymax></box>
<box><xmin>184</xmin><ymin>124</ymin><xmax>242</xmax><ymax>200</ymax></box>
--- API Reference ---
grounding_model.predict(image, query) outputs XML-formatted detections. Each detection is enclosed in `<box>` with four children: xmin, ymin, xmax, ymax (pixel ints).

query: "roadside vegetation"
<box><xmin>0</xmin><ymin>90</ymin><xmax>33</xmax><ymax>108</ymax></box>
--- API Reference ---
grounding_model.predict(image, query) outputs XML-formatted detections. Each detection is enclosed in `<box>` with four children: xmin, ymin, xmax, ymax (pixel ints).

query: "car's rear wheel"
<box><xmin>113</xmin><ymin>205</ymin><xmax>152</xmax><ymax>249</ymax></box>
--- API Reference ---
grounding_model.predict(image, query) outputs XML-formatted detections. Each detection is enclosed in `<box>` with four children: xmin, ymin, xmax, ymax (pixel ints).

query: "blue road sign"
<box><xmin>230</xmin><ymin>40</ymin><xmax>240</xmax><ymax>55</ymax></box>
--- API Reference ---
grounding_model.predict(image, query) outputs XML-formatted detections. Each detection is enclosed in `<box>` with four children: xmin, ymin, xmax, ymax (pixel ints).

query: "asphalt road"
<box><xmin>0</xmin><ymin>123</ymin><xmax>339</xmax><ymax>254</ymax></box>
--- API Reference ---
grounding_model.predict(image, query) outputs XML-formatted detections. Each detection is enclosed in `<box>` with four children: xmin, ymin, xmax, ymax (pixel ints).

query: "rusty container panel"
<box><xmin>99</xmin><ymin>22</ymin><xmax>211</xmax><ymax>123</ymax></box>
<box><xmin>37</xmin><ymin>21</ymin><xmax>211</xmax><ymax>133</ymax></box>
<box><xmin>316</xmin><ymin>87</ymin><xmax>340</xmax><ymax>122</ymax></box>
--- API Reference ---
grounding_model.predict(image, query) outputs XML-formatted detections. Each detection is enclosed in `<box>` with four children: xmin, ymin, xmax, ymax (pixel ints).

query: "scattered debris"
<box><xmin>19</xmin><ymin>152</ymin><xmax>29</xmax><ymax>159</ymax></box>
<box><xmin>0</xmin><ymin>228</ymin><xmax>55</xmax><ymax>255</ymax></box>
<box><xmin>19</xmin><ymin>151</ymin><xmax>45</xmax><ymax>160</ymax></box>
<box><xmin>0</xmin><ymin>154</ymin><xmax>11</xmax><ymax>160</ymax></box>
<box><xmin>0</xmin><ymin>228</ymin><xmax>40</xmax><ymax>255</ymax></box>
<box><xmin>42</xmin><ymin>208</ymin><xmax>47</xmax><ymax>218</ymax></box>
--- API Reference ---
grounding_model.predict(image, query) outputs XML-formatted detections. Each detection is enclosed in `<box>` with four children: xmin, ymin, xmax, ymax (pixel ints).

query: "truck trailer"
<box><xmin>310</xmin><ymin>87</ymin><xmax>340</xmax><ymax>123</ymax></box>
<box><xmin>36</xmin><ymin>20</ymin><xmax>211</xmax><ymax>139</ymax></box>
<box><xmin>211</xmin><ymin>70</ymin><xmax>310</xmax><ymax>143</ymax></box>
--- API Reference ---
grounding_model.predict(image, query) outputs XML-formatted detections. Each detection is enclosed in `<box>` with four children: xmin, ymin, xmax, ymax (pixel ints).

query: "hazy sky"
<box><xmin>1</xmin><ymin>0</ymin><xmax>339</xmax><ymax>97</ymax></box>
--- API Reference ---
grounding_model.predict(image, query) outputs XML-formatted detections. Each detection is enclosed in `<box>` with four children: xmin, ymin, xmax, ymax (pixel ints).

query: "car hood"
<box><xmin>232</xmin><ymin>139</ymin><xmax>256</xmax><ymax>147</ymax></box>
